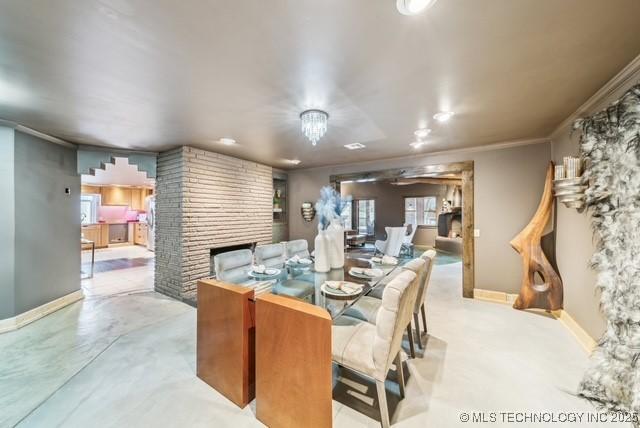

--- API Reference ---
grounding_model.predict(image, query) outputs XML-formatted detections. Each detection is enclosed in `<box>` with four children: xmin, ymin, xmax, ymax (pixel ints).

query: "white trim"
<box><xmin>551</xmin><ymin>53</ymin><xmax>640</xmax><ymax>138</ymax></box>
<box><xmin>552</xmin><ymin>309</ymin><xmax>598</xmax><ymax>355</ymax></box>
<box><xmin>0</xmin><ymin>119</ymin><xmax>77</xmax><ymax>149</ymax></box>
<box><xmin>0</xmin><ymin>289</ymin><xmax>84</xmax><ymax>334</ymax></box>
<box><xmin>473</xmin><ymin>288</ymin><xmax>598</xmax><ymax>354</ymax></box>
<box><xmin>473</xmin><ymin>288</ymin><xmax>518</xmax><ymax>305</ymax></box>
<box><xmin>294</xmin><ymin>137</ymin><xmax>550</xmax><ymax>172</ymax></box>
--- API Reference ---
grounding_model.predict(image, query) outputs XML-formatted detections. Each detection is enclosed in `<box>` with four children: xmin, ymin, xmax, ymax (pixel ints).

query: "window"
<box><xmin>356</xmin><ymin>199</ymin><xmax>375</xmax><ymax>236</ymax></box>
<box><xmin>81</xmin><ymin>194</ymin><xmax>100</xmax><ymax>225</ymax></box>
<box><xmin>404</xmin><ymin>196</ymin><xmax>437</xmax><ymax>227</ymax></box>
<box><xmin>341</xmin><ymin>200</ymin><xmax>352</xmax><ymax>230</ymax></box>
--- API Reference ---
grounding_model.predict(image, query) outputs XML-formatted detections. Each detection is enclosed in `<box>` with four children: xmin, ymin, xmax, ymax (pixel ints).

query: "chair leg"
<box><xmin>414</xmin><ymin>313</ymin><xmax>422</xmax><ymax>350</ymax></box>
<box><xmin>421</xmin><ymin>304</ymin><xmax>428</xmax><ymax>334</ymax></box>
<box><xmin>394</xmin><ymin>353</ymin><xmax>405</xmax><ymax>398</ymax></box>
<box><xmin>376</xmin><ymin>380</ymin><xmax>391</xmax><ymax>428</ymax></box>
<box><xmin>406</xmin><ymin>324</ymin><xmax>415</xmax><ymax>358</ymax></box>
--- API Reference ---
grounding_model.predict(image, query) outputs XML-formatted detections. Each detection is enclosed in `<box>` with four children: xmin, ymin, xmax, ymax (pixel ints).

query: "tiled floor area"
<box><xmin>81</xmin><ymin>245</ymin><xmax>155</xmax><ymax>298</ymax></box>
<box><xmin>0</xmin><ymin>259</ymin><xmax>625</xmax><ymax>427</ymax></box>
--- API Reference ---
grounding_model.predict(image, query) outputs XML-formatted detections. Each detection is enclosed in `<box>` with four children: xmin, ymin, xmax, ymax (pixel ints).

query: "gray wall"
<box><xmin>549</xmin><ymin>68</ymin><xmax>640</xmax><ymax>341</ymax></box>
<box><xmin>0</xmin><ymin>127</ymin><xmax>80</xmax><ymax>320</ymax></box>
<box><xmin>0</xmin><ymin>127</ymin><xmax>15</xmax><ymax>319</ymax></box>
<box><xmin>289</xmin><ymin>141</ymin><xmax>551</xmax><ymax>294</ymax></box>
<box><xmin>340</xmin><ymin>181</ymin><xmax>448</xmax><ymax>247</ymax></box>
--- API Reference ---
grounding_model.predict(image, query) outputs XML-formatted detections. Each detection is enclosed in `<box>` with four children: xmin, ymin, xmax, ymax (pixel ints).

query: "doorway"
<box><xmin>80</xmin><ymin>157</ymin><xmax>156</xmax><ymax>297</ymax></box>
<box><xmin>332</xmin><ymin>161</ymin><xmax>474</xmax><ymax>298</ymax></box>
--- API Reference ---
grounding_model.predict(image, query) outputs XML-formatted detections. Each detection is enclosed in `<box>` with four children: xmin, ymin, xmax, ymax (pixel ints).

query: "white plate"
<box><xmin>249</xmin><ymin>268</ymin><xmax>281</xmax><ymax>278</ymax></box>
<box><xmin>349</xmin><ymin>268</ymin><xmax>383</xmax><ymax>279</ymax></box>
<box><xmin>321</xmin><ymin>283</ymin><xmax>362</xmax><ymax>297</ymax></box>
<box><xmin>287</xmin><ymin>258</ymin><xmax>313</xmax><ymax>266</ymax></box>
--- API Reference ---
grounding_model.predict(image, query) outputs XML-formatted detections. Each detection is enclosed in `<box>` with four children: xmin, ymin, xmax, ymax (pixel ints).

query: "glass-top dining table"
<box><xmin>228</xmin><ymin>255</ymin><xmax>409</xmax><ymax>319</ymax></box>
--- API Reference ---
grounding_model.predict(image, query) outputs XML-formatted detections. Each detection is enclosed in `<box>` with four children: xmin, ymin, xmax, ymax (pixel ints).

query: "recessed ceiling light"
<box><xmin>356</xmin><ymin>178</ymin><xmax>376</xmax><ymax>183</ymax></box>
<box><xmin>219</xmin><ymin>138</ymin><xmax>236</xmax><ymax>146</ymax></box>
<box><xmin>344</xmin><ymin>143</ymin><xmax>366</xmax><ymax>150</ymax></box>
<box><xmin>433</xmin><ymin>111</ymin><xmax>455</xmax><ymax>122</ymax></box>
<box><xmin>410</xmin><ymin>141</ymin><xmax>426</xmax><ymax>149</ymax></box>
<box><xmin>396</xmin><ymin>0</ymin><xmax>438</xmax><ymax>16</ymax></box>
<box><xmin>414</xmin><ymin>128</ymin><xmax>431</xmax><ymax>139</ymax></box>
<box><xmin>284</xmin><ymin>159</ymin><xmax>301</xmax><ymax>165</ymax></box>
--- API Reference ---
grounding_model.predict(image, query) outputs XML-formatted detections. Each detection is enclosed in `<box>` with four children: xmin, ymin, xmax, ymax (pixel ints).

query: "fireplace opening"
<box><xmin>210</xmin><ymin>242</ymin><xmax>256</xmax><ymax>278</ymax></box>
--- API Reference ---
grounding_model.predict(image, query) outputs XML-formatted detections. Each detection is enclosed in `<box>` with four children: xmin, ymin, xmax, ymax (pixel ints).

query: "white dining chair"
<box><xmin>284</xmin><ymin>239</ymin><xmax>310</xmax><ymax>259</ymax></box>
<box><xmin>332</xmin><ymin>270</ymin><xmax>417</xmax><ymax>428</ymax></box>
<box><xmin>254</xmin><ymin>243</ymin><xmax>286</xmax><ymax>268</ymax></box>
<box><xmin>213</xmin><ymin>249</ymin><xmax>253</xmax><ymax>283</ymax></box>
<box><xmin>255</xmin><ymin>242</ymin><xmax>314</xmax><ymax>299</ymax></box>
<box><xmin>414</xmin><ymin>249</ymin><xmax>437</xmax><ymax>342</ymax></box>
<box><xmin>374</xmin><ymin>226</ymin><xmax>407</xmax><ymax>257</ymax></box>
<box><xmin>343</xmin><ymin>257</ymin><xmax>426</xmax><ymax>358</ymax></box>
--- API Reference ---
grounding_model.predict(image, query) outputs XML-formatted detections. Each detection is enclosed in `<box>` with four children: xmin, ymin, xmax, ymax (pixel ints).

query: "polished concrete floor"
<box><xmin>0</xmin><ymin>259</ymin><xmax>624</xmax><ymax>427</ymax></box>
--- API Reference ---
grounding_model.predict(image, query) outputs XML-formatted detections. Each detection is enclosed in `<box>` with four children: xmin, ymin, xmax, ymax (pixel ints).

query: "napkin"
<box><xmin>350</xmin><ymin>267</ymin><xmax>384</xmax><ymax>278</ymax></box>
<box><xmin>382</xmin><ymin>255</ymin><xmax>398</xmax><ymax>265</ymax></box>
<box><xmin>325</xmin><ymin>281</ymin><xmax>363</xmax><ymax>294</ymax></box>
<box><xmin>252</xmin><ymin>264</ymin><xmax>266</xmax><ymax>274</ymax></box>
<box><xmin>289</xmin><ymin>255</ymin><xmax>301</xmax><ymax>263</ymax></box>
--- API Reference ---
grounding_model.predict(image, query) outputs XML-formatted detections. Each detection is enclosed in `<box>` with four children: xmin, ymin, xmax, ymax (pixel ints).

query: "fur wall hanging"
<box><xmin>575</xmin><ymin>84</ymin><xmax>640</xmax><ymax>420</ymax></box>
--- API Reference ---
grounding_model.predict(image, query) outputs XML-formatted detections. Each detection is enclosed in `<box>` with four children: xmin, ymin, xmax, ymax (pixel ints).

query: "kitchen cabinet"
<box><xmin>134</xmin><ymin>223</ymin><xmax>148</xmax><ymax>246</ymax></box>
<box><xmin>130</xmin><ymin>188</ymin><xmax>142</xmax><ymax>210</ymax></box>
<box><xmin>81</xmin><ymin>225</ymin><xmax>101</xmax><ymax>244</ymax></box>
<box><xmin>81</xmin><ymin>224</ymin><xmax>110</xmax><ymax>248</ymax></box>
<box><xmin>101</xmin><ymin>186</ymin><xmax>132</xmax><ymax>206</ymax></box>
<box><xmin>81</xmin><ymin>185</ymin><xmax>101</xmax><ymax>195</ymax></box>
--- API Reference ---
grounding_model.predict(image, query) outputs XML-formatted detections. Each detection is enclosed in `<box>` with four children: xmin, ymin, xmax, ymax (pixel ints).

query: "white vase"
<box><xmin>314</xmin><ymin>229</ymin><xmax>330</xmax><ymax>273</ymax></box>
<box><xmin>327</xmin><ymin>218</ymin><xmax>344</xmax><ymax>269</ymax></box>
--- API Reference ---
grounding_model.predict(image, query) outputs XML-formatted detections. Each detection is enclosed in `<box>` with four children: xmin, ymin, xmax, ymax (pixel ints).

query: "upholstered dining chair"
<box><xmin>254</xmin><ymin>243</ymin><xmax>287</xmax><ymax>268</ymax></box>
<box><xmin>343</xmin><ymin>258</ymin><xmax>426</xmax><ymax>358</ymax></box>
<box><xmin>332</xmin><ymin>270</ymin><xmax>417</xmax><ymax>428</ymax></box>
<box><xmin>284</xmin><ymin>239</ymin><xmax>310</xmax><ymax>259</ymax></box>
<box><xmin>414</xmin><ymin>249</ymin><xmax>437</xmax><ymax>342</ymax></box>
<box><xmin>374</xmin><ymin>226</ymin><xmax>407</xmax><ymax>257</ymax></box>
<box><xmin>213</xmin><ymin>249</ymin><xmax>253</xmax><ymax>283</ymax></box>
<box><xmin>255</xmin><ymin>243</ymin><xmax>314</xmax><ymax>299</ymax></box>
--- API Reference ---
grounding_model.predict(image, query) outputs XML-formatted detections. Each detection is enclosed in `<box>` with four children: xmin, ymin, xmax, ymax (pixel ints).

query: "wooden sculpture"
<box><xmin>510</xmin><ymin>162</ymin><xmax>563</xmax><ymax>311</ymax></box>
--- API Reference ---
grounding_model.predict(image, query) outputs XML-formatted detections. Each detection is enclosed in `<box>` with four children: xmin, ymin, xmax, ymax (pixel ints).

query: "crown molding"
<box><xmin>0</xmin><ymin>119</ymin><xmax>77</xmax><ymax>149</ymax></box>
<box><xmin>293</xmin><ymin>137</ymin><xmax>550</xmax><ymax>172</ymax></box>
<box><xmin>550</xmin><ymin>53</ymin><xmax>640</xmax><ymax>139</ymax></box>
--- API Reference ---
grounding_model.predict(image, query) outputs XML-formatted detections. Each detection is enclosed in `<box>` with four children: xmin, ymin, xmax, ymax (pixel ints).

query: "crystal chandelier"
<box><xmin>300</xmin><ymin>109</ymin><xmax>329</xmax><ymax>146</ymax></box>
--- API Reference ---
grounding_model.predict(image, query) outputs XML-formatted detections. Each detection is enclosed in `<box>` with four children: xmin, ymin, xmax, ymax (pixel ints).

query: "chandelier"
<box><xmin>300</xmin><ymin>109</ymin><xmax>329</xmax><ymax>146</ymax></box>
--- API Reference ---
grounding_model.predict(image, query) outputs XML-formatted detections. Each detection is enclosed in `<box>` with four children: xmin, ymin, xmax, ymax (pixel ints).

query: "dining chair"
<box><xmin>332</xmin><ymin>270</ymin><xmax>417</xmax><ymax>428</ymax></box>
<box><xmin>415</xmin><ymin>249</ymin><xmax>437</xmax><ymax>342</ymax></box>
<box><xmin>284</xmin><ymin>239</ymin><xmax>310</xmax><ymax>259</ymax></box>
<box><xmin>343</xmin><ymin>258</ymin><xmax>426</xmax><ymax>358</ymax></box>
<box><xmin>213</xmin><ymin>249</ymin><xmax>253</xmax><ymax>283</ymax></box>
<box><xmin>374</xmin><ymin>226</ymin><xmax>407</xmax><ymax>257</ymax></box>
<box><xmin>255</xmin><ymin>243</ymin><xmax>314</xmax><ymax>299</ymax></box>
<box><xmin>254</xmin><ymin>243</ymin><xmax>286</xmax><ymax>268</ymax></box>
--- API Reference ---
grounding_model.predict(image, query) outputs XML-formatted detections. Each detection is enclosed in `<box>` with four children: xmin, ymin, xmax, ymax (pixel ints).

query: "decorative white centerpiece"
<box><xmin>314</xmin><ymin>186</ymin><xmax>351</xmax><ymax>272</ymax></box>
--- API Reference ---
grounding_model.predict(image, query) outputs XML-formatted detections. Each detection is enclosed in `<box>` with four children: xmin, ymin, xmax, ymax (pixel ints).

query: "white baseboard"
<box><xmin>0</xmin><ymin>289</ymin><xmax>84</xmax><ymax>334</ymax></box>
<box><xmin>473</xmin><ymin>288</ymin><xmax>597</xmax><ymax>354</ymax></box>
<box><xmin>473</xmin><ymin>288</ymin><xmax>518</xmax><ymax>305</ymax></box>
<box><xmin>552</xmin><ymin>309</ymin><xmax>598</xmax><ymax>354</ymax></box>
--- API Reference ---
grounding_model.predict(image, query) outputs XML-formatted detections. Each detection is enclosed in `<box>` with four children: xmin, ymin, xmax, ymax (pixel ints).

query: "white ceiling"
<box><xmin>1</xmin><ymin>0</ymin><xmax>639</xmax><ymax>169</ymax></box>
<box><xmin>82</xmin><ymin>157</ymin><xmax>155</xmax><ymax>186</ymax></box>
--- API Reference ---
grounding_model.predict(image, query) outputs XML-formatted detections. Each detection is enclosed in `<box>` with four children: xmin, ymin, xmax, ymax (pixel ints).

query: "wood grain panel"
<box><xmin>255</xmin><ymin>293</ymin><xmax>332</xmax><ymax>428</ymax></box>
<box><xmin>197</xmin><ymin>279</ymin><xmax>255</xmax><ymax>408</ymax></box>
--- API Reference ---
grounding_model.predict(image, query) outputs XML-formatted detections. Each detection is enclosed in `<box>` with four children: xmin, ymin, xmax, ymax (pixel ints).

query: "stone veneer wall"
<box><xmin>155</xmin><ymin>146</ymin><xmax>273</xmax><ymax>300</ymax></box>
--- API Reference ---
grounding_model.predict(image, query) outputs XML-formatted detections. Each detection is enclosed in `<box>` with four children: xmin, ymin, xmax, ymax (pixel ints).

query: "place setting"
<box><xmin>285</xmin><ymin>254</ymin><xmax>313</xmax><ymax>269</ymax></box>
<box><xmin>370</xmin><ymin>255</ymin><xmax>399</xmax><ymax>266</ymax></box>
<box><xmin>249</xmin><ymin>264</ymin><xmax>282</xmax><ymax>279</ymax></box>
<box><xmin>320</xmin><ymin>280</ymin><xmax>364</xmax><ymax>299</ymax></box>
<box><xmin>348</xmin><ymin>266</ymin><xmax>385</xmax><ymax>280</ymax></box>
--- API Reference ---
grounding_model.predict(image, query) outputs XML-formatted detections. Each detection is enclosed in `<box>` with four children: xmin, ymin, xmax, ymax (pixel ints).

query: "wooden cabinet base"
<box><xmin>196</xmin><ymin>280</ymin><xmax>255</xmax><ymax>408</ymax></box>
<box><xmin>255</xmin><ymin>294</ymin><xmax>332</xmax><ymax>428</ymax></box>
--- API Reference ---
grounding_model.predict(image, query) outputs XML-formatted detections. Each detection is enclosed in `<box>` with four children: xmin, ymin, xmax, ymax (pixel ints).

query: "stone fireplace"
<box><xmin>154</xmin><ymin>146</ymin><xmax>273</xmax><ymax>300</ymax></box>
